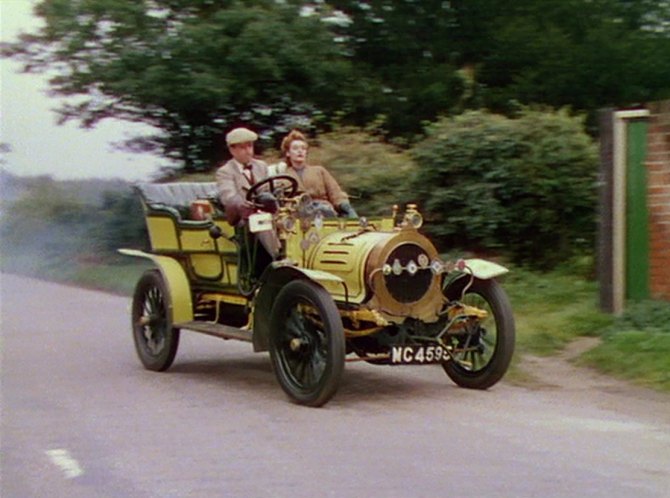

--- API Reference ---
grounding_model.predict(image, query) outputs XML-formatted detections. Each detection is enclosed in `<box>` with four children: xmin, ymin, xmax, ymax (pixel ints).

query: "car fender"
<box><xmin>443</xmin><ymin>258</ymin><xmax>509</xmax><ymax>296</ymax></box>
<box><xmin>252</xmin><ymin>264</ymin><xmax>345</xmax><ymax>352</ymax></box>
<box><xmin>118</xmin><ymin>248</ymin><xmax>193</xmax><ymax>324</ymax></box>
<box><xmin>463</xmin><ymin>258</ymin><xmax>509</xmax><ymax>280</ymax></box>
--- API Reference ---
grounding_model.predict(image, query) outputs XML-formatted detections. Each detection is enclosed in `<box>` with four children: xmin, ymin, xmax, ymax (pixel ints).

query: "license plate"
<box><xmin>389</xmin><ymin>345</ymin><xmax>450</xmax><ymax>365</ymax></box>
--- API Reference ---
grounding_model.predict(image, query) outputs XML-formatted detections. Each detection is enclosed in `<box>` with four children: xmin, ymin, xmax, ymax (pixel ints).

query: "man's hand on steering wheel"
<box><xmin>245</xmin><ymin>175</ymin><xmax>299</xmax><ymax>213</ymax></box>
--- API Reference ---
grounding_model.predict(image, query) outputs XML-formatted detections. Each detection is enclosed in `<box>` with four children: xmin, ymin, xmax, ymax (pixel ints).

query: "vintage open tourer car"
<box><xmin>120</xmin><ymin>176</ymin><xmax>515</xmax><ymax>406</ymax></box>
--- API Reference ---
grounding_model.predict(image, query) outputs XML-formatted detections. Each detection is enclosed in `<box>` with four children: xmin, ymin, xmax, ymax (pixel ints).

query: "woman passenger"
<box><xmin>275</xmin><ymin>129</ymin><xmax>357</xmax><ymax>218</ymax></box>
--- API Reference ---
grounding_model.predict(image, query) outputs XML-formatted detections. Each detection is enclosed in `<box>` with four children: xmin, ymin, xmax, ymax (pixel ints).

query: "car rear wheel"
<box><xmin>131</xmin><ymin>270</ymin><xmax>180</xmax><ymax>371</ymax></box>
<box><xmin>442</xmin><ymin>277</ymin><xmax>515</xmax><ymax>389</ymax></box>
<box><xmin>269</xmin><ymin>280</ymin><xmax>345</xmax><ymax>407</ymax></box>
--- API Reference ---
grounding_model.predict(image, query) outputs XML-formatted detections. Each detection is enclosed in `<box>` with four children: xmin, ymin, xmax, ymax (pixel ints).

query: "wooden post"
<box><xmin>611</xmin><ymin>109</ymin><xmax>650</xmax><ymax>313</ymax></box>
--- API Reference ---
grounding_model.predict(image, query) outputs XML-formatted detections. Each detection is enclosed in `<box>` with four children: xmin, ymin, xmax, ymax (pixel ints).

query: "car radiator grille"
<box><xmin>383</xmin><ymin>244</ymin><xmax>433</xmax><ymax>303</ymax></box>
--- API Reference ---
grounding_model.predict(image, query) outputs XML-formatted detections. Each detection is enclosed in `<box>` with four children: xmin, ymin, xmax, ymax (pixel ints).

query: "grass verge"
<box><xmin>579</xmin><ymin>331</ymin><xmax>670</xmax><ymax>391</ymax></box>
<box><xmin>577</xmin><ymin>300</ymin><xmax>670</xmax><ymax>392</ymax></box>
<box><xmin>503</xmin><ymin>267</ymin><xmax>613</xmax><ymax>355</ymax></box>
<box><xmin>1</xmin><ymin>253</ymin><xmax>152</xmax><ymax>295</ymax></box>
<box><xmin>69</xmin><ymin>260</ymin><xmax>155</xmax><ymax>295</ymax></box>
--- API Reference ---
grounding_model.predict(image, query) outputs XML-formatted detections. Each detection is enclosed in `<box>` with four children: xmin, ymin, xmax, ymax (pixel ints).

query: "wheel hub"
<box><xmin>289</xmin><ymin>338</ymin><xmax>304</xmax><ymax>352</ymax></box>
<box><xmin>289</xmin><ymin>335</ymin><xmax>314</xmax><ymax>354</ymax></box>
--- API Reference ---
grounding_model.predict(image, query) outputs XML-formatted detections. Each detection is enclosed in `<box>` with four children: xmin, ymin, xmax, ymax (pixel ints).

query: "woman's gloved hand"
<box><xmin>337</xmin><ymin>202</ymin><xmax>358</xmax><ymax>219</ymax></box>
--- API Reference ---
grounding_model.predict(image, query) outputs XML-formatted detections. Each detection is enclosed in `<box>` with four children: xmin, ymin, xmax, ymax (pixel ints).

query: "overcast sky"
<box><xmin>1</xmin><ymin>0</ymin><xmax>165</xmax><ymax>181</ymax></box>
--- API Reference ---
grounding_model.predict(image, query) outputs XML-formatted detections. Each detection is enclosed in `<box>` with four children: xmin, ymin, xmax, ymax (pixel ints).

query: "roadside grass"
<box><xmin>491</xmin><ymin>265</ymin><xmax>607</xmax><ymax>386</ymax></box>
<box><xmin>577</xmin><ymin>300</ymin><xmax>670</xmax><ymax>392</ymax></box>
<box><xmin>503</xmin><ymin>267</ymin><xmax>613</xmax><ymax>355</ymax></box>
<box><xmin>503</xmin><ymin>268</ymin><xmax>670</xmax><ymax>392</ymax></box>
<box><xmin>578</xmin><ymin>331</ymin><xmax>670</xmax><ymax>391</ymax></box>
<box><xmin>69</xmin><ymin>259</ymin><xmax>154</xmax><ymax>295</ymax></box>
<box><xmin>0</xmin><ymin>253</ymin><xmax>151</xmax><ymax>296</ymax></box>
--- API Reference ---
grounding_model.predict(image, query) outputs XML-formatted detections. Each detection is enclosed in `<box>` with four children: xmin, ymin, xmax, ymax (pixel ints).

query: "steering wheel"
<box><xmin>245</xmin><ymin>175</ymin><xmax>299</xmax><ymax>203</ymax></box>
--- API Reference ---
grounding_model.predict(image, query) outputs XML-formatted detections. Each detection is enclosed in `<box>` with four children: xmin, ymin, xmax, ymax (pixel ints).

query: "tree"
<box><xmin>472</xmin><ymin>0</ymin><xmax>670</xmax><ymax>118</ymax></box>
<box><xmin>4</xmin><ymin>1</ymin><xmax>668</xmax><ymax>173</ymax></box>
<box><xmin>0</xmin><ymin>143</ymin><xmax>11</xmax><ymax>165</ymax></box>
<box><xmin>324</xmin><ymin>0</ymin><xmax>467</xmax><ymax>135</ymax></box>
<box><xmin>3</xmin><ymin>0</ymin><xmax>353</xmax><ymax>171</ymax></box>
<box><xmin>328</xmin><ymin>0</ymin><xmax>670</xmax><ymax>131</ymax></box>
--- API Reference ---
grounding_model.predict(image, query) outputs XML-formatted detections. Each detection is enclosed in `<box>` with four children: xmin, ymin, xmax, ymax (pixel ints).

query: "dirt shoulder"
<box><xmin>517</xmin><ymin>337</ymin><xmax>670</xmax><ymax>426</ymax></box>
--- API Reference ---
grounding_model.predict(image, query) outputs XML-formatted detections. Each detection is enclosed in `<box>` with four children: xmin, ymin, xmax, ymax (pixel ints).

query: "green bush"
<box><xmin>0</xmin><ymin>178</ymin><xmax>147</xmax><ymax>278</ymax></box>
<box><xmin>98</xmin><ymin>190</ymin><xmax>149</xmax><ymax>254</ymax></box>
<box><xmin>412</xmin><ymin>109</ymin><xmax>598</xmax><ymax>269</ymax></box>
<box><xmin>0</xmin><ymin>179</ymin><xmax>100</xmax><ymax>258</ymax></box>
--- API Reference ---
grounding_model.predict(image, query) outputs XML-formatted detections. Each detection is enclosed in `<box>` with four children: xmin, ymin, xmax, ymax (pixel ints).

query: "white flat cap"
<box><xmin>226</xmin><ymin>127</ymin><xmax>258</xmax><ymax>145</ymax></box>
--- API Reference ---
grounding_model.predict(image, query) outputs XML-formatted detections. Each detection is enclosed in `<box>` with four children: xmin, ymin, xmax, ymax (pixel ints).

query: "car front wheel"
<box><xmin>442</xmin><ymin>277</ymin><xmax>515</xmax><ymax>389</ymax></box>
<box><xmin>269</xmin><ymin>280</ymin><xmax>345</xmax><ymax>407</ymax></box>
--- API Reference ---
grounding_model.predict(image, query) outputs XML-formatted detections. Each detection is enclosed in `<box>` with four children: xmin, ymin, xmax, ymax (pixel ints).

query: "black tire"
<box><xmin>442</xmin><ymin>277</ymin><xmax>515</xmax><ymax>389</ymax></box>
<box><xmin>269</xmin><ymin>280</ymin><xmax>345</xmax><ymax>407</ymax></box>
<box><xmin>131</xmin><ymin>270</ymin><xmax>180</xmax><ymax>372</ymax></box>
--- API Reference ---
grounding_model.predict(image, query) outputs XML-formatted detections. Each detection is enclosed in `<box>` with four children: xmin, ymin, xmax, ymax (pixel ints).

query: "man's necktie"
<box><xmin>243</xmin><ymin>164</ymin><xmax>255</xmax><ymax>185</ymax></box>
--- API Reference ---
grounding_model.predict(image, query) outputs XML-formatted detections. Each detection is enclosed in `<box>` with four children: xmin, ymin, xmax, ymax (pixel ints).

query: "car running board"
<box><xmin>176</xmin><ymin>321</ymin><xmax>253</xmax><ymax>342</ymax></box>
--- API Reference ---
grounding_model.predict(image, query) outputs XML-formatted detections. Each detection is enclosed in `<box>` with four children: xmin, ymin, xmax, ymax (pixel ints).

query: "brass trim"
<box><xmin>364</xmin><ymin>230</ymin><xmax>443</xmax><ymax>321</ymax></box>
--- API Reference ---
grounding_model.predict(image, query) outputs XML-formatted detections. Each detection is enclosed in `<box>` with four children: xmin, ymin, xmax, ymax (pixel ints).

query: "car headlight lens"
<box><xmin>407</xmin><ymin>260</ymin><xmax>418</xmax><ymax>275</ymax></box>
<box><xmin>407</xmin><ymin>212</ymin><xmax>423</xmax><ymax>228</ymax></box>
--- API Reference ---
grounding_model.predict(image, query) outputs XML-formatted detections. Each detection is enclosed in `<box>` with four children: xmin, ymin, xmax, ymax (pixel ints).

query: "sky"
<box><xmin>0</xmin><ymin>0</ymin><xmax>165</xmax><ymax>181</ymax></box>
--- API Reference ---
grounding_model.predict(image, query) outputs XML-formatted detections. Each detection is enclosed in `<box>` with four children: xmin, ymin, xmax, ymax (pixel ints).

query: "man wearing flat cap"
<box><xmin>216</xmin><ymin>127</ymin><xmax>269</xmax><ymax>226</ymax></box>
<box><xmin>216</xmin><ymin>127</ymin><xmax>280</xmax><ymax>262</ymax></box>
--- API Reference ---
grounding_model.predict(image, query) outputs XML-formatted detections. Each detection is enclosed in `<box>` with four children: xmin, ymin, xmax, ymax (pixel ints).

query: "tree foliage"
<box><xmin>322</xmin><ymin>0</ymin><xmax>467</xmax><ymax>135</ymax></box>
<box><xmin>2</xmin><ymin>0</ymin><xmax>669</xmax><ymax>170</ymax></box>
<box><xmin>4</xmin><ymin>0</ymin><xmax>352</xmax><ymax>171</ymax></box>
<box><xmin>472</xmin><ymin>0</ymin><xmax>670</xmax><ymax>119</ymax></box>
<box><xmin>412</xmin><ymin>109</ymin><xmax>598</xmax><ymax>269</ymax></box>
<box><xmin>324</xmin><ymin>0</ymin><xmax>670</xmax><ymax>128</ymax></box>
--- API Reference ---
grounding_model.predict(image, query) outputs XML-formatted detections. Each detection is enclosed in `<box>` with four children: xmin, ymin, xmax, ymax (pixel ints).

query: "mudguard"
<box><xmin>464</xmin><ymin>258</ymin><xmax>509</xmax><ymax>280</ymax></box>
<box><xmin>443</xmin><ymin>258</ymin><xmax>509</xmax><ymax>293</ymax></box>
<box><xmin>118</xmin><ymin>248</ymin><xmax>193</xmax><ymax>324</ymax></box>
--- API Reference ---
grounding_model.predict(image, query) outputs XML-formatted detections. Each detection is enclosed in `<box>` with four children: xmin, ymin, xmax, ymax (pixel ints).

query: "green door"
<box><xmin>625</xmin><ymin>119</ymin><xmax>649</xmax><ymax>301</ymax></box>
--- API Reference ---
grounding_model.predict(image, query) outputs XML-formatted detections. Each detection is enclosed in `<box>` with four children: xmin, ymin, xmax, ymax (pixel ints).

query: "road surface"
<box><xmin>1</xmin><ymin>273</ymin><xmax>669</xmax><ymax>497</ymax></box>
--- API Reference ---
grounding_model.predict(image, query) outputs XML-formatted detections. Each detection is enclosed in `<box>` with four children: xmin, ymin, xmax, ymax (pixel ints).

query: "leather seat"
<box><xmin>135</xmin><ymin>182</ymin><xmax>221</xmax><ymax>222</ymax></box>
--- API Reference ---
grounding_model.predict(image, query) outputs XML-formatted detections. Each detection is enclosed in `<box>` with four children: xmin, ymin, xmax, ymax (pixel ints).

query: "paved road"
<box><xmin>1</xmin><ymin>273</ymin><xmax>669</xmax><ymax>497</ymax></box>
